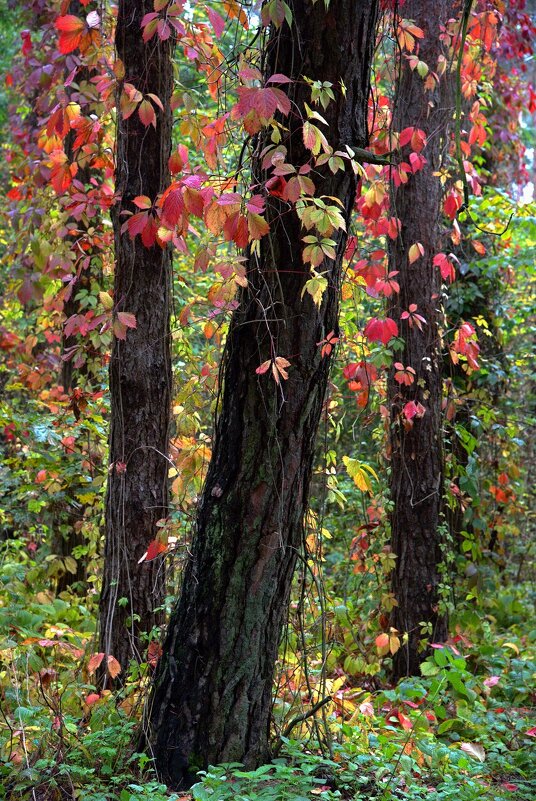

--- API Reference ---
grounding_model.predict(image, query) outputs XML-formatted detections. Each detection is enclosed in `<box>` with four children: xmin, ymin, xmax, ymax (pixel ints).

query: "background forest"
<box><xmin>0</xmin><ymin>1</ymin><xmax>535</xmax><ymax>800</ymax></box>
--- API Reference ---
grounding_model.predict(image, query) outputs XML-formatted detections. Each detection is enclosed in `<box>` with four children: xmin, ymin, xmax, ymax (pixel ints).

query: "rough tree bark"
<box><xmin>387</xmin><ymin>0</ymin><xmax>457</xmax><ymax>680</ymax></box>
<box><xmin>99</xmin><ymin>1</ymin><xmax>173</xmax><ymax>677</ymax></box>
<box><xmin>147</xmin><ymin>0</ymin><xmax>378</xmax><ymax>788</ymax></box>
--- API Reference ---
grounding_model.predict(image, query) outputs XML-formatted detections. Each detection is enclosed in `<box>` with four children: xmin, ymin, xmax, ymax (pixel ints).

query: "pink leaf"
<box><xmin>266</xmin><ymin>73</ymin><xmax>292</xmax><ymax>84</ymax></box>
<box><xmin>206</xmin><ymin>6</ymin><xmax>226</xmax><ymax>38</ymax></box>
<box><xmin>117</xmin><ymin>312</ymin><xmax>137</xmax><ymax>330</ymax></box>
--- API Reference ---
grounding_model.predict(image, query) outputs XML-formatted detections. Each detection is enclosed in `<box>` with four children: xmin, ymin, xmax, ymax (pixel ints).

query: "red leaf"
<box><xmin>55</xmin><ymin>16</ymin><xmax>85</xmax><ymax>55</ymax></box>
<box><xmin>157</xmin><ymin>18</ymin><xmax>171</xmax><ymax>40</ymax></box>
<box><xmin>433</xmin><ymin>252</ymin><xmax>456</xmax><ymax>283</ymax></box>
<box><xmin>363</xmin><ymin>317</ymin><xmax>398</xmax><ymax>345</ymax></box>
<box><xmin>125</xmin><ymin>211</ymin><xmax>149</xmax><ymax>238</ymax></box>
<box><xmin>232</xmin><ymin>86</ymin><xmax>291</xmax><ymax>131</ymax></box>
<box><xmin>397</xmin><ymin>711</ymin><xmax>413</xmax><ymax>730</ymax></box>
<box><xmin>161</xmin><ymin>187</ymin><xmax>185</xmax><ymax>228</ymax></box>
<box><xmin>403</xmin><ymin>400</ymin><xmax>426</xmax><ymax>420</ymax></box>
<box><xmin>444</xmin><ymin>191</ymin><xmax>462</xmax><ymax>220</ymax></box>
<box><xmin>146</xmin><ymin>539</ymin><xmax>167</xmax><ymax>561</ymax></box>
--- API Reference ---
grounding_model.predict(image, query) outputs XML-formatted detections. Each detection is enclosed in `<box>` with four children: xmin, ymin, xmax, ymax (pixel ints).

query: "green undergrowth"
<box><xmin>0</xmin><ymin>556</ymin><xmax>534</xmax><ymax>801</ymax></box>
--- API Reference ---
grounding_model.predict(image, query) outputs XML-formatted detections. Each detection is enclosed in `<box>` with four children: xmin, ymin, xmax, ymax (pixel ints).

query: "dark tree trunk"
<box><xmin>387</xmin><ymin>0</ymin><xmax>456</xmax><ymax>680</ymax></box>
<box><xmin>99</xmin><ymin>1</ymin><xmax>173</xmax><ymax>678</ymax></box>
<box><xmin>146</xmin><ymin>1</ymin><xmax>378</xmax><ymax>788</ymax></box>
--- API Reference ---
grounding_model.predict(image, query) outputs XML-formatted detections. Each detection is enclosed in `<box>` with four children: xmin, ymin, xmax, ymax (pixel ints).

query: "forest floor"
<box><xmin>0</xmin><ymin>544</ymin><xmax>535</xmax><ymax>801</ymax></box>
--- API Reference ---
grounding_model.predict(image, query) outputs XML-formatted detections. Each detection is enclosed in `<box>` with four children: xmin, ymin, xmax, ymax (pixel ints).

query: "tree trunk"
<box><xmin>387</xmin><ymin>0</ymin><xmax>456</xmax><ymax>680</ymax></box>
<box><xmin>99</xmin><ymin>1</ymin><xmax>173</xmax><ymax>678</ymax></box>
<box><xmin>146</xmin><ymin>1</ymin><xmax>378</xmax><ymax>788</ymax></box>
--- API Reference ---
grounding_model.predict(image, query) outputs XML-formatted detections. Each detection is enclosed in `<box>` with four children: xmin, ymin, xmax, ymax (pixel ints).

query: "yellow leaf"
<box><xmin>502</xmin><ymin>642</ymin><xmax>520</xmax><ymax>655</ymax></box>
<box><xmin>408</xmin><ymin>242</ymin><xmax>424</xmax><ymax>264</ymax></box>
<box><xmin>342</xmin><ymin>456</ymin><xmax>373</xmax><ymax>493</ymax></box>
<box><xmin>99</xmin><ymin>291</ymin><xmax>113</xmax><ymax>310</ymax></box>
<box><xmin>301</xmin><ymin>273</ymin><xmax>327</xmax><ymax>308</ymax></box>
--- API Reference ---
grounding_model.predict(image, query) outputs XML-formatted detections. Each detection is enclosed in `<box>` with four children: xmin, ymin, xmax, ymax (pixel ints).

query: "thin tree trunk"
<box><xmin>147</xmin><ymin>1</ymin><xmax>378</xmax><ymax>788</ymax></box>
<box><xmin>99</xmin><ymin>0</ymin><xmax>173</xmax><ymax>678</ymax></box>
<box><xmin>388</xmin><ymin>0</ymin><xmax>456</xmax><ymax>680</ymax></box>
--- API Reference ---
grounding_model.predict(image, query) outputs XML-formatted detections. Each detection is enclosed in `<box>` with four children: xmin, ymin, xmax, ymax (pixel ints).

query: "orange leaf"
<box><xmin>248</xmin><ymin>212</ymin><xmax>270</xmax><ymax>241</ymax></box>
<box><xmin>87</xmin><ymin>652</ymin><xmax>105</xmax><ymax>675</ymax></box>
<box><xmin>107</xmin><ymin>655</ymin><xmax>122</xmax><ymax>679</ymax></box>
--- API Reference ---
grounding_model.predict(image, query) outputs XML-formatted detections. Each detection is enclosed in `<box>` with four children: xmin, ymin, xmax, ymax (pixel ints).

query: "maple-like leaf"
<box><xmin>301</xmin><ymin>272</ymin><xmax>327</xmax><ymax>307</ymax></box>
<box><xmin>123</xmin><ymin>211</ymin><xmax>148</xmax><ymax>238</ymax></box>
<box><xmin>444</xmin><ymin>190</ymin><xmax>463</xmax><ymax>220</ymax></box>
<box><xmin>256</xmin><ymin>357</ymin><xmax>291</xmax><ymax>384</ymax></box>
<box><xmin>132</xmin><ymin>195</ymin><xmax>152</xmax><ymax>210</ymax></box>
<box><xmin>113</xmin><ymin>312</ymin><xmax>137</xmax><ymax>340</ymax></box>
<box><xmin>401</xmin><ymin>304</ymin><xmax>427</xmax><ymax>331</ymax></box>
